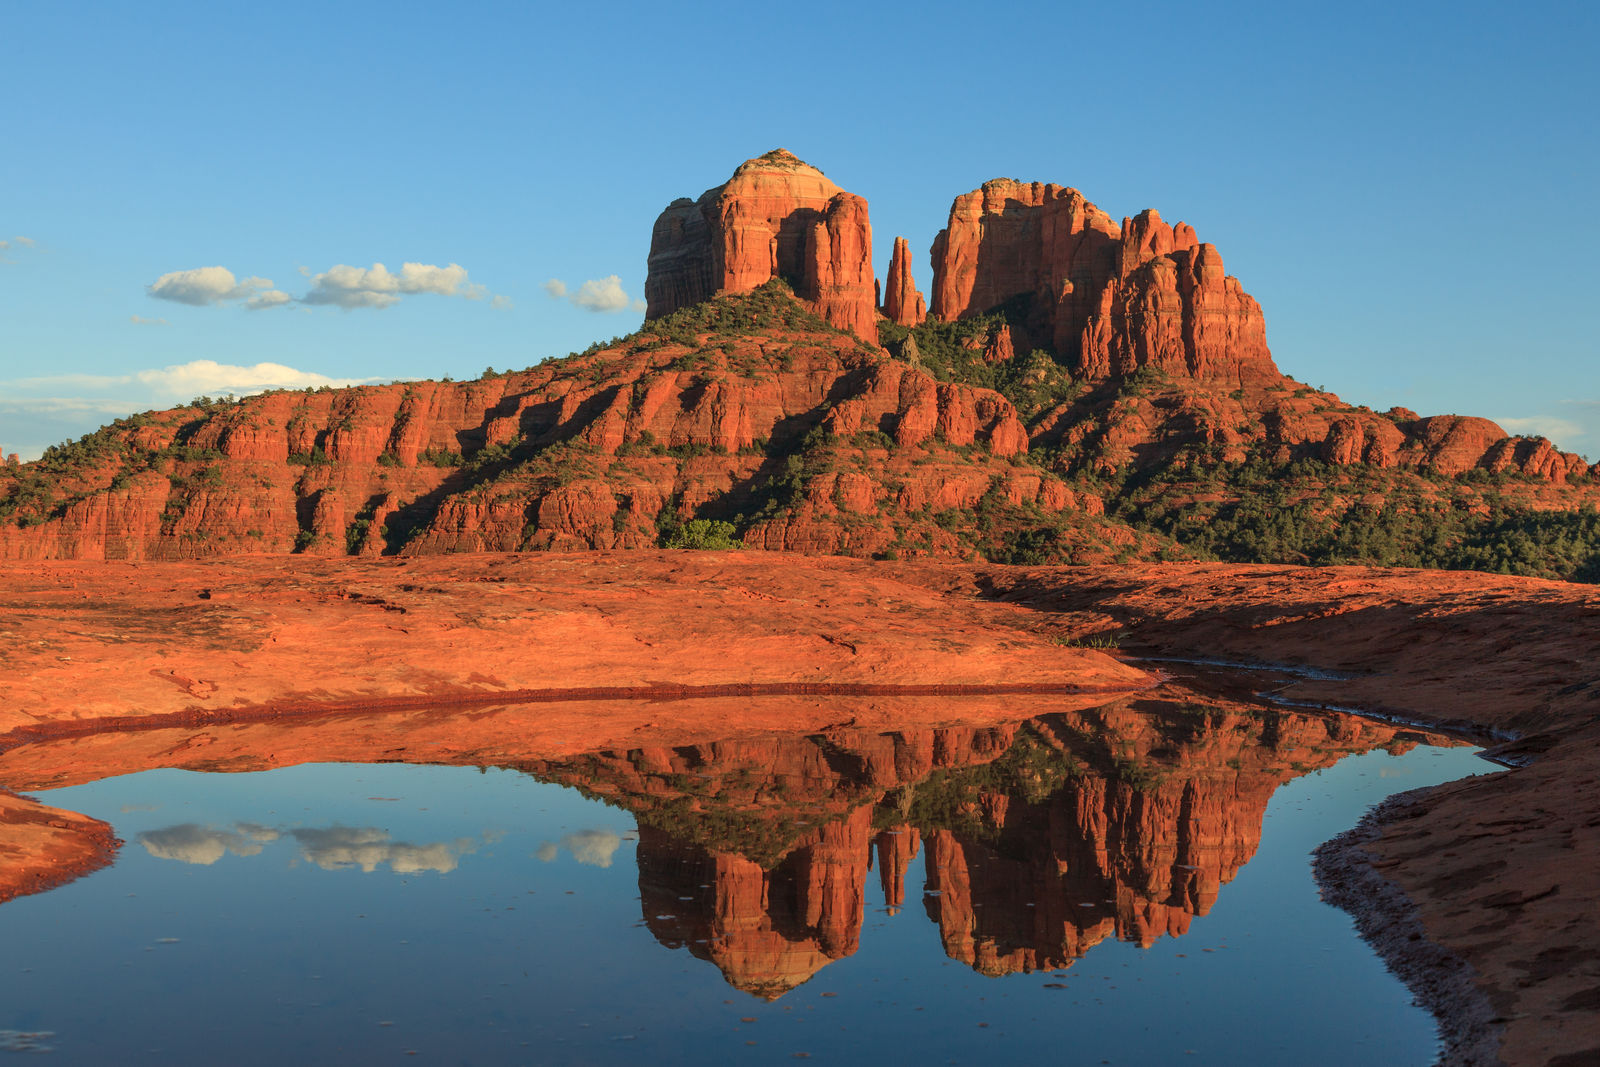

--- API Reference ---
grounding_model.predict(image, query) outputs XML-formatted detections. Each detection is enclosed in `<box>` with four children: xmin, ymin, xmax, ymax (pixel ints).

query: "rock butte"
<box><xmin>645</xmin><ymin>149</ymin><xmax>877</xmax><ymax>338</ymax></box>
<box><xmin>929</xmin><ymin>184</ymin><xmax>1273</xmax><ymax>384</ymax></box>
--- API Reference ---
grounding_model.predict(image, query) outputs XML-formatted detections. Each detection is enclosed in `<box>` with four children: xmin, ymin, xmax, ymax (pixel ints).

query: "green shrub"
<box><xmin>663</xmin><ymin>519</ymin><xmax>743</xmax><ymax>550</ymax></box>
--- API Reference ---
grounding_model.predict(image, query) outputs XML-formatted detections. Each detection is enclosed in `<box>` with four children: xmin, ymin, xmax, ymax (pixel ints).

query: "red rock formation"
<box><xmin>930</xmin><ymin>182</ymin><xmax>1119</xmax><ymax>346</ymax></box>
<box><xmin>881</xmin><ymin>236</ymin><xmax>926</xmax><ymax>326</ymax></box>
<box><xmin>2</xmin><ymin>290</ymin><xmax>1127</xmax><ymax>562</ymax></box>
<box><xmin>644</xmin><ymin>150</ymin><xmax>877</xmax><ymax>338</ymax></box>
<box><xmin>983</xmin><ymin>324</ymin><xmax>1015</xmax><ymax>364</ymax></box>
<box><xmin>929</xmin><ymin>183</ymin><xmax>1277</xmax><ymax>384</ymax></box>
<box><xmin>1398</xmin><ymin>415</ymin><xmax>1520</xmax><ymax>476</ymax></box>
<box><xmin>1320</xmin><ymin>416</ymin><xmax>1405</xmax><ymax>468</ymax></box>
<box><xmin>1078</xmin><ymin>239</ymin><xmax>1274</xmax><ymax>383</ymax></box>
<box><xmin>5</xmin><ymin>161</ymin><xmax>1597</xmax><ymax>565</ymax></box>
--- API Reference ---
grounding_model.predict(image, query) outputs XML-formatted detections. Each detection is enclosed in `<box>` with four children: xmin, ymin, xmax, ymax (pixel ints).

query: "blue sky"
<box><xmin>4</xmin><ymin>0</ymin><xmax>1596</xmax><ymax>460</ymax></box>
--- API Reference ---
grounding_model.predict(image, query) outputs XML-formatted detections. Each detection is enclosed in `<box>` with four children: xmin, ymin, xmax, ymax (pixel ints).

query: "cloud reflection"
<box><xmin>138</xmin><ymin>823</ymin><xmax>280</xmax><ymax>866</ymax></box>
<box><xmin>534</xmin><ymin>828</ymin><xmax>637</xmax><ymax>869</ymax></box>
<box><xmin>137</xmin><ymin>822</ymin><xmax>480</xmax><ymax>875</ymax></box>
<box><xmin>291</xmin><ymin>827</ymin><xmax>476</xmax><ymax>874</ymax></box>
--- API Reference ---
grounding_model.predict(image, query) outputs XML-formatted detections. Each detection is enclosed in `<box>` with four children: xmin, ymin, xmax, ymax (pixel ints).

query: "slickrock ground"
<box><xmin>0</xmin><ymin>552</ymin><xmax>1596</xmax><ymax>1065</ymax></box>
<box><xmin>0</xmin><ymin>553</ymin><xmax>1147</xmax><ymax>740</ymax></box>
<box><xmin>0</xmin><ymin>791</ymin><xmax>116</xmax><ymax>905</ymax></box>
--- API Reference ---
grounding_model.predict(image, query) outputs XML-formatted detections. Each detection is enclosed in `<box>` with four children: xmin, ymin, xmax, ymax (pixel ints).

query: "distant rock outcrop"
<box><xmin>644</xmin><ymin>149</ymin><xmax>877</xmax><ymax>339</ymax></box>
<box><xmin>929</xmin><ymin>182</ymin><xmax>1274</xmax><ymax>384</ymax></box>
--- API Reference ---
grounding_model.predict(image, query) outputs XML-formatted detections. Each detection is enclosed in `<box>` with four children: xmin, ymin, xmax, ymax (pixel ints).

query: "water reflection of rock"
<box><xmin>637</xmin><ymin>806</ymin><xmax>874</xmax><ymax>999</ymax></box>
<box><xmin>524</xmin><ymin>693</ymin><xmax>1441</xmax><ymax>995</ymax></box>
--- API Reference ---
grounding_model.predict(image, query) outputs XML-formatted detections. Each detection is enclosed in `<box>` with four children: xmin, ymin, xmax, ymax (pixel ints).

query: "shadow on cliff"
<box><xmin>380</xmin><ymin>385</ymin><xmax>631</xmax><ymax>552</ymax></box>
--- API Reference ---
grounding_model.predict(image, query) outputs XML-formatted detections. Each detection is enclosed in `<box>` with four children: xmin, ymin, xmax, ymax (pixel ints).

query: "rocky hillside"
<box><xmin>0</xmin><ymin>285</ymin><xmax>1151</xmax><ymax>563</ymax></box>
<box><xmin>4</xmin><ymin>149</ymin><xmax>1597</xmax><ymax>579</ymax></box>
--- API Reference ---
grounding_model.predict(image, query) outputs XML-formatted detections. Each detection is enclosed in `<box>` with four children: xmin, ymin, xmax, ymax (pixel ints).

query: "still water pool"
<box><xmin>0</xmin><ymin>704</ymin><xmax>1484</xmax><ymax>1065</ymax></box>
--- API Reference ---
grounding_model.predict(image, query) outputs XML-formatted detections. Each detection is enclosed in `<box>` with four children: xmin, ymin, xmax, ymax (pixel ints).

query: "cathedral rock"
<box><xmin>928</xmin><ymin>180</ymin><xmax>1276</xmax><ymax>384</ymax></box>
<box><xmin>644</xmin><ymin>149</ymin><xmax>877</xmax><ymax>339</ymax></box>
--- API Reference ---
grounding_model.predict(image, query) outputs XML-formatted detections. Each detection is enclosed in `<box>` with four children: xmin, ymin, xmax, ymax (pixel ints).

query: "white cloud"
<box><xmin>0</xmin><ymin>235</ymin><xmax>38</xmax><ymax>262</ymax></box>
<box><xmin>129</xmin><ymin>314</ymin><xmax>170</xmax><ymax>326</ymax></box>
<box><xmin>148</xmin><ymin>260</ymin><xmax>494</xmax><ymax>311</ymax></box>
<box><xmin>302</xmin><ymin>261</ymin><xmax>482</xmax><ymax>309</ymax></box>
<box><xmin>491</xmin><ymin>294</ymin><xmax>514</xmax><ymax>311</ymax></box>
<box><xmin>247</xmin><ymin>289</ymin><xmax>292</xmax><ymax>310</ymax></box>
<box><xmin>135</xmin><ymin>359</ymin><xmax>376</xmax><ymax>396</ymax></box>
<box><xmin>147</xmin><ymin>266</ymin><xmax>288</xmax><ymax>309</ymax></box>
<box><xmin>544</xmin><ymin>275</ymin><xmax>643</xmax><ymax>314</ymax></box>
<box><xmin>569</xmin><ymin>275</ymin><xmax>632</xmax><ymax>312</ymax></box>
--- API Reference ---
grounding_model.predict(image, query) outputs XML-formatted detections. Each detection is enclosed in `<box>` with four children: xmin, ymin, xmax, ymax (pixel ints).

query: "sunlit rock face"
<box><xmin>880</xmin><ymin>236</ymin><xmax>926</xmax><ymax>327</ymax></box>
<box><xmin>929</xmin><ymin>182</ymin><xmax>1274</xmax><ymax>385</ymax></box>
<box><xmin>645</xmin><ymin>149</ymin><xmax>877</xmax><ymax>339</ymax></box>
<box><xmin>525</xmin><ymin>694</ymin><xmax>1437</xmax><ymax>994</ymax></box>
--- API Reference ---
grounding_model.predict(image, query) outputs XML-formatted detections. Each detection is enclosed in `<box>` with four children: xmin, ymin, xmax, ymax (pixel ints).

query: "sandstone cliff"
<box><xmin>644</xmin><ymin>149</ymin><xmax>877</xmax><ymax>338</ymax></box>
<box><xmin>929</xmin><ymin>182</ymin><xmax>1273</xmax><ymax>384</ymax></box>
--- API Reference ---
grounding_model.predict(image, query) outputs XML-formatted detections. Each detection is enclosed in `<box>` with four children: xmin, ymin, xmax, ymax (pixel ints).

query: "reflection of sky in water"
<box><xmin>291</xmin><ymin>826</ymin><xmax>475</xmax><ymax>874</ymax></box>
<box><xmin>136</xmin><ymin>820</ymin><xmax>571</xmax><ymax>875</ymax></box>
<box><xmin>536</xmin><ymin>828</ymin><xmax>640</xmax><ymax>868</ymax></box>
<box><xmin>139</xmin><ymin>823</ymin><xmax>279</xmax><ymax>865</ymax></box>
<box><xmin>1</xmin><ymin>746</ymin><xmax>1485</xmax><ymax>1066</ymax></box>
